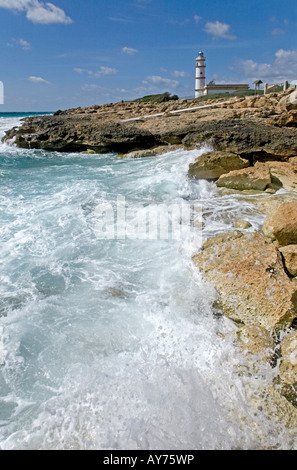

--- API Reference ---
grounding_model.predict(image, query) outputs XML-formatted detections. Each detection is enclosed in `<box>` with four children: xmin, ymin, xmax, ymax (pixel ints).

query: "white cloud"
<box><xmin>237</xmin><ymin>49</ymin><xmax>297</xmax><ymax>82</ymax></box>
<box><xmin>135</xmin><ymin>0</ymin><xmax>152</xmax><ymax>4</ymax></box>
<box><xmin>238</xmin><ymin>59</ymin><xmax>272</xmax><ymax>78</ymax></box>
<box><xmin>19</xmin><ymin>38</ymin><xmax>31</xmax><ymax>49</ymax></box>
<box><xmin>81</xmin><ymin>84</ymin><xmax>135</xmax><ymax>102</ymax></box>
<box><xmin>73</xmin><ymin>68</ymin><xmax>84</xmax><ymax>74</ymax></box>
<box><xmin>204</xmin><ymin>21</ymin><xmax>236</xmax><ymax>40</ymax></box>
<box><xmin>275</xmin><ymin>49</ymin><xmax>297</xmax><ymax>60</ymax></box>
<box><xmin>29</xmin><ymin>76</ymin><xmax>51</xmax><ymax>84</ymax></box>
<box><xmin>167</xmin><ymin>17</ymin><xmax>190</xmax><ymax>27</ymax></box>
<box><xmin>0</xmin><ymin>0</ymin><xmax>31</xmax><ymax>10</ymax></box>
<box><xmin>81</xmin><ymin>84</ymin><xmax>104</xmax><ymax>92</ymax></box>
<box><xmin>74</xmin><ymin>66</ymin><xmax>118</xmax><ymax>78</ymax></box>
<box><xmin>272</xmin><ymin>28</ymin><xmax>285</xmax><ymax>35</ymax></box>
<box><xmin>171</xmin><ymin>70</ymin><xmax>189</xmax><ymax>78</ymax></box>
<box><xmin>160</xmin><ymin>68</ymin><xmax>190</xmax><ymax>78</ymax></box>
<box><xmin>7</xmin><ymin>37</ymin><xmax>31</xmax><ymax>50</ymax></box>
<box><xmin>194</xmin><ymin>15</ymin><xmax>202</xmax><ymax>24</ymax></box>
<box><xmin>122</xmin><ymin>46</ymin><xmax>139</xmax><ymax>56</ymax></box>
<box><xmin>108</xmin><ymin>16</ymin><xmax>133</xmax><ymax>23</ymax></box>
<box><xmin>0</xmin><ymin>0</ymin><xmax>73</xmax><ymax>24</ymax></box>
<box><xmin>26</xmin><ymin>2</ymin><xmax>73</xmax><ymax>24</ymax></box>
<box><xmin>143</xmin><ymin>75</ymin><xmax>179</xmax><ymax>89</ymax></box>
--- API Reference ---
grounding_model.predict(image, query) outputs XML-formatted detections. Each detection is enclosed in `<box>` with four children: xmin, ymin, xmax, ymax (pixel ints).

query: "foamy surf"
<box><xmin>0</xmin><ymin>115</ymin><xmax>296</xmax><ymax>450</ymax></box>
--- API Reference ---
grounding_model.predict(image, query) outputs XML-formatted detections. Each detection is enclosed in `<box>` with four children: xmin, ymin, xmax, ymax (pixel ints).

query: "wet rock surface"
<box><xmin>262</xmin><ymin>202</ymin><xmax>297</xmax><ymax>246</ymax></box>
<box><xmin>188</xmin><ymin>151</ymin><xmax>249</xmax><ymax>180</ymax></box>
<box><xmin>186</xmin><ymin>92</ymin><xmax>297</xmax><ymax>415</ymax></box>
<box><xmin>217</xmin><ymin>162</ymin><xmax>272</xmax><ymax>191</ymax></box>
<box><xmin>3</xmin><ymin>116</ymin><xmax>162</xmax><ymax>153</ymax></box>
<box><xmin>193</xmin><ymin>231</ymin><xmax>297</xmax><ymax>332</ymax></box>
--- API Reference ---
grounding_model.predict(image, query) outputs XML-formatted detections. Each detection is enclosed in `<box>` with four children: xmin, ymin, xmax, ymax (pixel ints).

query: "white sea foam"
<box><xmin>0</xmin><ymin>116</ymin><xmax>296</xmax><ymax>450</ymax></box>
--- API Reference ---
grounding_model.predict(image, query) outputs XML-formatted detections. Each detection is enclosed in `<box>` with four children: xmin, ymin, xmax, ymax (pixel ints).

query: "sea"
<box><xmin>0</xmin><ymin>112</ymin><xmax>296</xmax><ymax>450</ymax></box>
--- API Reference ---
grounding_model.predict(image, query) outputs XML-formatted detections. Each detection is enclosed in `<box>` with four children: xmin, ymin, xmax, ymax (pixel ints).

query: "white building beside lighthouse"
<box><xmin>195</xmin><ymin>51</ymin><xmax>249</xmax><ymax>97</ymax></box>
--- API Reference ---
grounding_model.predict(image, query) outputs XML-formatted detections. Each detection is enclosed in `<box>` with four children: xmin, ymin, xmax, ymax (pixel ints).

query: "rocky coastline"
<box><xmin>187</xmin><ymin>88</ymin><xmax>297</xmax><ymax>425</ymax></box>
<box><xmin>3</xmin><ymin>90</ymin><xmax>297</xmax><ymax>155</ymax></box>
<box><xmin>3</xmin><ymin>88</ymin><xmax>297</xmax><ymax>428</ymax></box>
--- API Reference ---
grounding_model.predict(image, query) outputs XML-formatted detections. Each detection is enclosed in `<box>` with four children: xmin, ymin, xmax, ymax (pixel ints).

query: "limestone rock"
<box><xmin>252</xmin><ymin>193</ymin><xmax>297</xmax><ymax>219</ymax></box>
<box><xmin>262</xmin><ymin>202</ymin><xmax>297</xmax><ymax>246</ymax></box>
<box><xmin>2</xmin><ymin>117</ymin><xmax>163</xmax><ymax>153</ymax></box>
<box><xmin>235</xmin><ymin>324</ymin><xmax>275</xmax><ymax>361</ymax></box>
<box><xmin>233</xmin><ymin>220</ymin><xmax>252</xmax><ymax>229</ymax></box>
<box><xmin>260</xmin><ymin>385</ymin><xmax>297</xmax><ymax>430</ymax></box>
<box><xmin>287</xmin><ymin>90</ymin><xmax>297</xmax><ymax>111</ymax></box>
<box><xmin>271</xmin><ymin>111</ymin><xmax>297</xmax><ymax>127</ymax></box>
<box><xmin>261</xmin><ymin>216</ymin><xmax>277</xmax><ymax>242</ymax></box>
<box><xmin>268</xmin><ymin>158</ymin><xmax>297</xmax><ymax>192</ymax></box>
<box><xmin>252</xmin><ymin>96</ymin><xmax>273</xmax><ymax>109</ymax></box>
<box><xmin>122</xmin><ymin>145</ymin><xmax>182</xmax><ymax>158</ymax></box>
<box><xmin>279</xmin><ymin>245</ymin><xmax>297</xmax><ymax>277</ymax></box>
<box><xmin>216</xmin><ymin>162</ymin><xmax>271</xmax><ymax>191</ymax></box>
<box><xmin>230</xmin><ymin>99</ymin><xmax>249</xmax><ymax>109</ymax></box>
<box><xmin>277</xmin><ymin>90</ymin><xmax>297</xmax><ymax>112</ymax></box>
<box><xmin>193</xmin><ymin>231</ymin><xmax>297</xmax><ymax>332</ymax></box>
<box><xmin>3</xmin><ymin>96</ymin><xmax>297</xmax><ymax>157</ymax></box>
<box><xmin>200</xmin><ymin>230</ymin><xmax>243</xmax><ymax>251</ymax></box>
<box><xmin>285</xmin><ymin>110</ymin><xmax>297</xmax><ymax>126</ymax></box>
<box><xmin>182</xmin><ymin>120</ymin><xmax>297</xmax><ymax>159</ymax></box>
<box><xmin>279</xmin><ymin>330</ymin><xmax>297</xmax><ymax>385</ymax></box>
<box><xmin>188</xmin><ymin>151</ymin><xmax>249</xmax><ymax>180</ymax></box>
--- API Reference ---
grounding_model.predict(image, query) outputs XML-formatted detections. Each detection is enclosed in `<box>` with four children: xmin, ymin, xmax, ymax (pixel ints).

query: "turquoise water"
<box><xmin>0</xmin><ymin>112</ymin><xmax>53</xmax><ymax>118</ymax></box>
<box><xmin>0</xmin><ymin>114</ymin><xmax>295</xmax><ymax>450</ymax></box>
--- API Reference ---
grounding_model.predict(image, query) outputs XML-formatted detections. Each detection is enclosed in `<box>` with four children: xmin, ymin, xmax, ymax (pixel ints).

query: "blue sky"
<box><xmin>0</xmin><ymin>0</ymin><xmax>296</xmax><ymax>111</ymax></box>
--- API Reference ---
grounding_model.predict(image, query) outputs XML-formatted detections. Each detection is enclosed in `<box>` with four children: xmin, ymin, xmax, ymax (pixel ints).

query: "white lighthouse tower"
<box><xmin>195</xmin><ymin>51</ymin><xmax>206</xmax><ymax>98</ymax></box>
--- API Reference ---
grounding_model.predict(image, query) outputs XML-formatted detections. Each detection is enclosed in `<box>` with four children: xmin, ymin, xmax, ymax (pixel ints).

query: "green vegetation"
<box><xmin>194</xmin><ymin>86</ymin><xmax>284</xmax><ymax>103</ymax></box>
<box><xmin>133</xmin><ymin>92</ymin><xmax>179</xmax><ymax>104</ymax></box>
<box><xmin>266</xmin><ymin>86</ymin><xmax>283</xmax><ymax>93</ymax></box>
<box><xmin>194</xmin><ymin>89</ymin><xmax>263</xmax><ymax>103</ymax></box>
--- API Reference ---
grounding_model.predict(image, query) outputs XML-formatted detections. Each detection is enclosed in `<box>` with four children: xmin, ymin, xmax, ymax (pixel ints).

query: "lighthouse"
<box><xmin>194</xmin><ymin>51</ymin><xmax>249</xmax><ymax>97</ymax></box>
<box><xmin>195</xmin><ymin>51</ymin><xmax>206</xmax><ymax>98</ymax></box>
